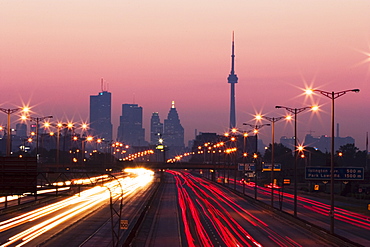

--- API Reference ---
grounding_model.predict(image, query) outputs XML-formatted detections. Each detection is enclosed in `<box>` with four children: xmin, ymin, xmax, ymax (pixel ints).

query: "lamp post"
<box><xmin>275</xmin><ymin>105</ymin><xmax>314</xmax><ymax>217</ymax></box>
<box><xmin>223</xmin><ymin>132</ymin><xmax>230</xmax><ymax>185</ymax></box>
<box><xmin>260</xmin><ymin>115</ymin><xmax>286</xmax><ymax>208</ymax></box>
<box><xmin>231</xmin><ymin>130</ymin><xmax>238</xmax><ymax>190</ymax></box>
<box><xmin>243</xmin><ymin>123</ymin><xmax>270</xmax><ymax>200</ymax></box>
<box><xmin>305</xmin><ymin>88</ymin><xmax>359</xmax><ymax>234</ymax></box>
<box><xmin>224</xmin><ymin>128</ymin><xmax>243</xmax><ymax>189</ymax></box>
<box><xmin>80</xmin><ymin>136</ymin><xmax>94</xmax><ymax>163</ymax></box>
<box><xmin>56</xmin><ymin>123</ymin><xmax>65</xmax><ymax>167</ymax></box>
<box><xmin>46</xmin><ymin>122</ymin><xmax>70</xmax><ymax>169</ymax></box>
<box><xmin>242</xmin><ymin>131</ymin><xmax>251</xmax><ymax>194</ymax></box>
<box><xmin>158</xmin><ymin>136</ymin><xmax>166</xmax><ymax>162</ymax></box>
<box><xmin>28</xmin><ymin>116</ymin><xmax>53</xmax><ymax>160</ymax></box>
<box><xmin>0</xmin><ymin>108</ymin><xmax>22</xmax><ymax>156</ymax></box>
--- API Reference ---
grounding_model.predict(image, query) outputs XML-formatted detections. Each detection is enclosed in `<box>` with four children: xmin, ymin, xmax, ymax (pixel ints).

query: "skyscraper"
<box><xmin>163</xmin><ymin>101</ymin><xmax>184</xmax><ymax>156</ymax></box>
<box><xmin>150</xmin><ymin>112</ymin><xmax>163</xmax><ymax>144</ymax></box>
<box><xmin>89</xmin><ymin>81</ymin><xmax>112</xmax><ymax>141</ymax></box>
<box><xmin>227</xmin><ymin>32</ymin><xmax>238</xmax><ymax>129</ymax></box>
<box><xmin>117</xmin><ymin>104</ymin><xmax>146</xmax><ymax>146</ymax></box>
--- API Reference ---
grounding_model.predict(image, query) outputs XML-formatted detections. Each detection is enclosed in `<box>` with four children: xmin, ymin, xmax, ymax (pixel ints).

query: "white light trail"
<box><xmin>0</xmin><ymin>168</ymin><xmax>154</xmax><ymax>247</ymax></box>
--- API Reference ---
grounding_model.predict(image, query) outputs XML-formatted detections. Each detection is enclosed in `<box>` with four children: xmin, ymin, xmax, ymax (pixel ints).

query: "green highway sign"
<box><xmin>305</xmin><ymin>167</ymin><xmax>364</xmax><ymax>180</ymax></box>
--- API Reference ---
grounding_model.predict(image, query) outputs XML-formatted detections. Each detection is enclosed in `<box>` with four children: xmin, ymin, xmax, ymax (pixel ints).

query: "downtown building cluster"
<box><xmin>89</xmin><ymin>89</ymin><xmax>185</xmax><ymax>158</ymax></box>
<box><xmin>0</xmin><ymin>84</ymin><xmax>185</xmax><ymax>160</ymax></box>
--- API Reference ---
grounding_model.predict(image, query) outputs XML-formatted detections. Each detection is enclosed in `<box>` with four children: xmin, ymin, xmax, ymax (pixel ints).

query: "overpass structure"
<box><xmin>123</xmin><ymin>162</ymin><xmax>237</xmax><ymax>170</ymax></box>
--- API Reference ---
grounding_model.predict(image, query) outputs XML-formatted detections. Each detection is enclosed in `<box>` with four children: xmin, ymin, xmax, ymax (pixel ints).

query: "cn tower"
<box><xmin>227</xmin><ymin>32</ymin><xmax>238</xmax><ymax>129</ymax></box>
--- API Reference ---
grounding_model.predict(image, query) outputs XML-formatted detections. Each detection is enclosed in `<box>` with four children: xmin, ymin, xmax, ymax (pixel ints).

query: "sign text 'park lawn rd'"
<box><xmin>305</xmin><ymin>167</ymin><xmax>364</xmax><ymax>180</ymax></box>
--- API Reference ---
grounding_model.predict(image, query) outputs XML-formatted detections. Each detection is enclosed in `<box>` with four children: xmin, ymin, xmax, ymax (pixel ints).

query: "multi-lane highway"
<box><xmin>1</xmin><ymin>168</ymin><xmax>367</xmax><ymax>246</ymax></box>
<box><xmin>0</xmin><ymin>168</ymin><xmax>155</xmax><ymax>247</ymax></box>
<box><xmin>138</xmin><ymin>171</ymin><xmax>349</xmax><ymax>247</ymax></box>
<box><xmin>217</xmin><ymin>175</ymin><xmax>370</xmax><ymax>246</ymax></box>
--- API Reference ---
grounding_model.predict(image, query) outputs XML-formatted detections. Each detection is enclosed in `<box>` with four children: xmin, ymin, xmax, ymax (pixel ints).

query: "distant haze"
<box><xmin>0</xmin><ymin>1</ymin><xmax>369</xmax><ymax>149</ymax></box>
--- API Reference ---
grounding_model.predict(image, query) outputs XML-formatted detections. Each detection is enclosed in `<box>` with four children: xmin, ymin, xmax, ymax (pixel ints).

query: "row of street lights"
<box><xmin>240</xmin><ymin>88</ymin><xmax>359</xmax><ymax>235</ymax></box>
<box><xmin>275</xmin><ymin>105</ymin><xmax>315</xmax><ymax>217</ymax></box>
<box><xmin>305</xmin><ymin>88</ymin><xmax>360</xmax><ymax>234</ymax></box>
<box><xmin>27</xmin><ymin>116</ymin><xmax>53</xmax><ymax>159</ymax></box>
<box><xmin>213</xmin><ymin>87</ymin><xmax>359</xmax><ymax>235</ymax></box>
<box><xmin>0</xmin><ymin>110</ymin><xmax>112</xmax><ymax>163</ymax></box>
<box><xmin>0</xmin><ymin>107</ymin><xmax>61</xmax><ymax>158</ymax></box>
<box><xmin>242</xmin><ymin>123</ymin><xmax>270</xmax><ymax>199</ymax></box>
<box><xmin>258</xmin><ymin>116</ymin><xmax>285</xmax><ymax>207</ymax></box>
<box><xmin>0</xmin><ymin>107</ymin><xmax>29</xmax><ymax>156</ymax></box>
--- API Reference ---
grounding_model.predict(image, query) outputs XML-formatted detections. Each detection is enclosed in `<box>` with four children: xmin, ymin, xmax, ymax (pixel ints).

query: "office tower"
<box><xmin>150</xmin><ymin>112</ymin><xmax>163</xmax><ymax>144</ymax></box>
<box><xmin>117</xmin><ymin>104</ymin><xmax>146</xmax><ymax>146</ymax></box>
<box><xmin>89</xmin><ymin>80</ymin><xmax>113</xmax><ymax>141</ymax></box>
<box><xmin>227</xmin><ymin>32</ymin><xmax>238</xmax><ymax>129</ymax></box>
<box><xmin>163</xmin><ymin>101</ymin><xmax>184</xmax><ymax>156</ymax></box>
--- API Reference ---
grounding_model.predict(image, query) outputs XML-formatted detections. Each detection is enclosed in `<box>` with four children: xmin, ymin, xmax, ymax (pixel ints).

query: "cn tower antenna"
<box><xmin>227</xmin><ymin>31</ymin><xmax>238</xmax><ymax>130</ymax></box>
<box><xmin>231</xmin><ymin>31</ymin><xmax>235</xmax><ymax>74</ymax></box>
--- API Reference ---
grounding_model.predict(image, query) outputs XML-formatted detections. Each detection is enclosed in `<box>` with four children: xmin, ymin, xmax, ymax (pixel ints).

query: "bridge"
<box><xmin>35</xmin><ymin>161</ymin><xmax>238</xmax><ymax>172</ymax></box>
<box><xmin>122</xmin><ymin>162</ymin><xmax>237</xmax><ymax>170</ymax></box>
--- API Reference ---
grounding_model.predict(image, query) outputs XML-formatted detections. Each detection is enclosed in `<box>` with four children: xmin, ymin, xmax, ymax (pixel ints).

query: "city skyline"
<box><xmin>1</xmin><ymin>1</ymin><xmax>369</xmax><ymax>149</ymax></box>
<box><xmin>0</xmin><ymin>101</ymin><xmax>359</xmax><ymax>154</ymax></box>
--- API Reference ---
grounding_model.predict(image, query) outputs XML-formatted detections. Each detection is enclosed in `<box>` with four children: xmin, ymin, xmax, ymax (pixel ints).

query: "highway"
<box><xmin>0</xmin><ymin>168</ymin><xmax>155</xmax><ymax>247</ymax></box>
<box><xmin>137</xmin><ymin>171</ymin><xmax>341</xmax><ymax>247</ymax></box>
<box><xmin>215</xmin><ymin>173</ymin><xmax>370</xmax><ymax>246</ymax></box>
<box><xmin>1</xmin><ymin>168</ymin><xmax>367</xmax><ymax>246</ymax></box>
<box><xmin>0</xmin><ymin>175</ymin><xmax>110</xmax><ymax>210</ymax></box>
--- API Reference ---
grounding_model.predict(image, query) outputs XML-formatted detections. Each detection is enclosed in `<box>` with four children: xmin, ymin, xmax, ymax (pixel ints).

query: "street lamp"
<box><xmin>76</xmin><ymin>135</ymin><xmax>94</xmax><ymax>163</ymax></box>
<box><xmin>224</xmin><ymin>128</ymin><xmax>251</xmax><ymax>189</ymax></box>
<box><xmin>243</xmin><ymin>122</ymin><xmax>270</xmax><ymax>200</ymax></box>
<box><xmin>0</xmin><ymin>108</ymin><xmax>23</xmax><ymax>156</ymax></box>
<box><xmin>242</xmin><ymin>131</ymin><xmax>250</xmax><ymax>194</ymax></box>
<box><xmin>27</xmin><ymin>115</ymin><xmax>53</xmax><ymax>160</ymax></box>
<box><xmin>158</xmin><ymin>135</ymin><xmax>166</xmax><ymax>162</ymax></box>
<box><xmin>305</xmin><ymin>88</ymin><xmax>359</xmax><ymax>234</ymax></box>
<box><xmin>43</xmin><ymin>122</ymin><xmax>69</xmax><ymax>168</ymax></box>
<box><xmin>275</xmin><ymin>105</ymin><xmax>315</xmax><ymax>217</ymax></box>
<box><xmin>0</xmin><ymin>126</ymin><xmax>4</xmax><ymax>140</ymax></box>
<box><xmin>231</xmin><ymin>129</ymin><xmax>239</xmax><ymax>190</ymax></box>
<box><xmin>259</xmin><ymin>115</ymin><xmax>286</xmax><ymax>207</ymax></box>
<box><xmin>56</xmin><ymin>122</ymin><xmax>65</xmax><ymax>166</ymax></box>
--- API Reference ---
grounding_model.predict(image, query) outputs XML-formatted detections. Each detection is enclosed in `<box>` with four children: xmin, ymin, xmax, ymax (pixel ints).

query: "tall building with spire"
<box><xmin>163</xmin><ymin>101</ymin><xmax>184</xmax><ymax>157</ymax></box>
<box><xmin>89</xmin><ymin>79</ymin><xmax>112</xmax><ymax>141</ymax></box>
<box><xmin>227</xmin><ymin>32</ymin><xmax>238</xmax><ymax>129</ymax></box>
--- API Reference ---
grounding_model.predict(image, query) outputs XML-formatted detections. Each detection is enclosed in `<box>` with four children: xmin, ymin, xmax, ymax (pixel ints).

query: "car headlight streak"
<box><xmin>0</xmin><ymin>168</ymin><xmax>154</xmax><ymax>247</ymax></box>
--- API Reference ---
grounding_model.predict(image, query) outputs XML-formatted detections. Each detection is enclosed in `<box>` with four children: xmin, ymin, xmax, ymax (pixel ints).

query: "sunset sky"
<box><xmin>1</xmin><ymin>1</ymin><xmax>369</xmax><ymax>150</ymax></box>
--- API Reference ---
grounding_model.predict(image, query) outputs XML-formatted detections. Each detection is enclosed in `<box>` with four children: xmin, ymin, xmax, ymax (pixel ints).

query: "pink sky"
<box><xmin>1</xmin><ymin>1</ymin><xmax>370</xmax><ymax>149</ymax></box>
